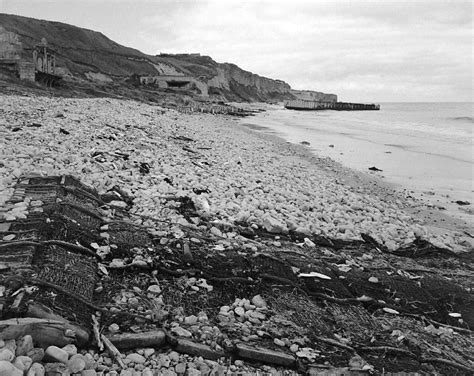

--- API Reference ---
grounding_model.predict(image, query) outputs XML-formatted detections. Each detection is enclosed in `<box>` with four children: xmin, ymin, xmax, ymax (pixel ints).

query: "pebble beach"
<box><xmin>0</xmin><ymin>94</ymin><xmax>472</xmax><ymax>253</ymax></box>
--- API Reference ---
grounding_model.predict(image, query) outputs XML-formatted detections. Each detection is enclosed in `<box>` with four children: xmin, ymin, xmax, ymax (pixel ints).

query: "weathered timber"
<box><xmin>285</xmin><ymin>100</ymin><xmax>380</xmax><ymax>111</ymax></box>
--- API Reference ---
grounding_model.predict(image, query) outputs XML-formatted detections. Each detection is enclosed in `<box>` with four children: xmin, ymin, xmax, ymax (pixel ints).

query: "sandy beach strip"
<box><xmin>0</xmin><ymin>94</ymin><xmax>471</xmax><ymax>252</ymax></box>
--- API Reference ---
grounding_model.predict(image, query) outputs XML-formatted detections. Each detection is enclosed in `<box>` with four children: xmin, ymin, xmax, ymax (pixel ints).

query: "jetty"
<box><xmin>285</xmin><ymin>99</ymin><xmax>380</xmax><ymax>111</ymax></box>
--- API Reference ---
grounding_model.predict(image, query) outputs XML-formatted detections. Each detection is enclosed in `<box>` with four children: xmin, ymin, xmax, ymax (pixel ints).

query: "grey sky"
<box><xmin>1</xmin><ymin>0</ymin><xmax>472</xmax><ymax>102</ymax></box>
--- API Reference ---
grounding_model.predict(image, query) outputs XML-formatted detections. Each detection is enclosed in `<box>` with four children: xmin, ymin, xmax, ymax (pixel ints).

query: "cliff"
<box><xmin>0</xmin><ymin>13</ymin><xmax>335</xmax><ymax>103</ymax></box>
<box><xmin>291</xmin><ymin>89</ymin><xmax>337</xmax><ymax>103</ymax></box>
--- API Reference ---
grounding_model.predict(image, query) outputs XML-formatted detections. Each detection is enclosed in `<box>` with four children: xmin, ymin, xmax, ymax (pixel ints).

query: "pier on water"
<box><xmin>284</xmin><ymin>99</ymin><xmax>380</xmax><ymax>111</ymax></box>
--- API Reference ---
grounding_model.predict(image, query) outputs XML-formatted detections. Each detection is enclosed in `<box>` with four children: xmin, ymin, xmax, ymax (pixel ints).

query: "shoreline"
<box><xmin>0</xmin><ymin>94</ymin><xmax>472</xmax><ymax>253</ymax></box>
<box><xmin>238</xmin><ymin>105</ymin><xmax>473</xmax><ymax>238</ymax></box>
<box><xmin>237</xmin><ymin>117</ymin><xmax>472</xmax><ymax>243</ymax></box>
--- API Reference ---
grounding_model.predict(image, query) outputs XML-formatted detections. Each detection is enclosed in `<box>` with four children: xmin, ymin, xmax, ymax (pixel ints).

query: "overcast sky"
<box><xmin>1</xmin><ymin>0</ymin><xmax>472</xmax><ymax>102</ymax></box>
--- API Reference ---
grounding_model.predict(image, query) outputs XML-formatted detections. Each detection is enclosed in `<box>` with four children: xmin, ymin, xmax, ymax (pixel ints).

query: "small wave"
<box><xmin>449</xmin><ymin>116</ymin><xmax>473</xmax><ymax>122</ymax></box>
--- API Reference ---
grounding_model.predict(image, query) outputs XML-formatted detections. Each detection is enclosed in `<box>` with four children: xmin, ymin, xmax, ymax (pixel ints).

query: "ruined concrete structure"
<box><xmin>33</xmin><ymin>42</ymin><xmax>56</xmax><ymax>75</ymax></box>
<box><xmin>0</xmin><ymin>26</ymin><xmax>35</xmax><ymax>81</ymax></box>
<box><xmin>140</xmin><ymin>75</ymin><xmax>208</xmax><ymax>97</ymax></box>
<box><xmin>32</xmin><ymin>41</ymin><xmax>62</xmax><ymax>86</ymax></box>
<box><xmin>0</xmin><ymin>28</ymin><xmax>61</xmax><ymax>86</ymax></box>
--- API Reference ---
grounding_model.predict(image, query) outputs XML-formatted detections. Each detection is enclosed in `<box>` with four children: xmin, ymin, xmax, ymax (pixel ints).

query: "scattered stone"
<box><xmin>175</xmin><ymin>362</ymin><xmax>186</xmax><ymax>374</ymax></box>
<box><xmin>262</xmin><ymin>216</ymin><xmax>285</xmax><ymax>233</ymax></box>
<box><xmin>274</xmin><ymin>338</ymin><xmax>286</xmax><ymax>347</ymax></box>
<box><xmin>67</xmin><ymin>356</ymin><xmax>86</xmax><ymax>373</ymax></box>
<box><xmin>147</xmin><ymin>284</ymin><xmax>161</xmax><ymax>294</ymax></box>
<box><xmin>27</xmin><ymin>362</ymin><xmax>45</xmax><ymax>376</ymax></box>
<box><xmin>251</xmin><ymin>295</ymin><xmax>267</xmax><ymax>308</ymax></box>
<box><xmin>27</xmin><ymin>348</ymin><xmax>45</xmax><ymax>363</ymax></box>
<box><xmin>289</xmin><ymin>344</ymin><xmax>299</xmax><ymax>353</ymax></box>
<box><xmin>184</xmin><ymin>315</ymin><xmax>198</xmax><ymax>325</ymax></box>
<box><xmin>125</xmin><ymin>353</ymin><xmax>146</xmax><ymax>364</ymax></box>
<box><xmin>0</xmin><ymin>360</ymin><xmax>22</xmax><ymax>376</ymax></box>
<box><xmin>80</xmin><ymin>370</ymin><xmax>97</xmax><ymax>376</ymax></box>
<box><xmin>16</xmin><ymin>335</ymin><xmax>34</xmax><ymax>356</ymax></box>
<box><xmin>62</xmin><ymin>344</ymin><xmax>77</xmax><ymax>358</ymax></box>
<box><xmin>43</xmin><ymin>362</ymin><xmax>70</xmax><ymax>375</ymax></box>
<box><xmin>0</xmin><ymin>349</ymin><xmax>14</xmax><ymax>362</ymax></box>
<box><xmin>12</xmin><ymin>355</ymin><xmax>33</xmax><ymax>372</ymax></box>
<box><xmin>171</xmin><ymin>326</ymin><xmax>192</xmax><ymax>338</ymax></box>
<box><xmin>186</xmin><ymin>368</ymin><xmax>201</xmax><ymax>376</ymax></box>
<box><xmin>44</xmin><ymin>346</ymin><xmax>69</xmax><ymax>364</ymax></box>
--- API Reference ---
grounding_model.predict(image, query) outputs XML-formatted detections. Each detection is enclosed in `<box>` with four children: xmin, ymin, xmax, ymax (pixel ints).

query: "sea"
<box><xmin>240</xmin><ymin>102</ymin><xmax>473</xmax><ymax>223</ymax></box>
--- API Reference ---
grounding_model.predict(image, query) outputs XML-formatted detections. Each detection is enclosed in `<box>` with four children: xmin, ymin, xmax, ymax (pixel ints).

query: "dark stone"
<box><xmin>368</xmin><ymin>166</ymin><xmax>383</xmax><ymax>172</ymax></box>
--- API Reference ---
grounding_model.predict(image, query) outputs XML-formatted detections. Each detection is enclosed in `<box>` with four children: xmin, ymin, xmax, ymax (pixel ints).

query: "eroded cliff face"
<box><xmin>291</xmin><ymin>89</ymin><xmax>337</xmax><ymax>103</ymax></box>
<box><xmin>206</xmin><ymin>63</ymin><xmax>294</xmax><ymax>102</ymax></box>
<box><xmin>0</xmin><ymin>13</ymin><xmax>337</xmax><ymax>103</ymax></box>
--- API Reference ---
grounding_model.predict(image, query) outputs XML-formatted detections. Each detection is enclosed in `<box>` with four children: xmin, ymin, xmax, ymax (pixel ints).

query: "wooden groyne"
<box><xmin>165</xmin><ymin>103</ymin><xmax>257</xmax><ymax>117</ymax></box>
<box><xmin>285</xmin><ymin>100</ymin><xmax>380</xmax><ymax>111</ymax></box>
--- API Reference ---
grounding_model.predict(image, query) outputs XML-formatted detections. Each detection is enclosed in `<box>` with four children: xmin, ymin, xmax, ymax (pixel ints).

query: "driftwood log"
<box><xmin>108</xmin><ymin>330</ymin><xmax>166</xmax><ymax>349</ymax></box>
<box><xmin>26</xmin><ymin>302</ymin><xmax>89</xmax><ymax>345</ymax></box>
<box><xmin>0</xmin><ymin>318</ymin><xmax>76</xmax><ymax>348</ymax></box>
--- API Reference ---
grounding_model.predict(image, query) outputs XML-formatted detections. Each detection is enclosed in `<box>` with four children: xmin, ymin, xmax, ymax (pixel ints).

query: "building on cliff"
<box><xmin>0</xmin><ymin>29</ymin><xmax>61</xmax><ymax>86</ymax></box>
<box><xmin>137</xmin><ymin>74</ymin><xmax>208</xmax><ymax>97</ymax></box>
<box><xmin>32</xmin><ymin>40</ymin><xmax>62</xmax><ymax>86</ymax></box>
<box><xmin>0</xmin><ymin>26</ymin><xmax>35</xmax><ymax>81</ymax></box>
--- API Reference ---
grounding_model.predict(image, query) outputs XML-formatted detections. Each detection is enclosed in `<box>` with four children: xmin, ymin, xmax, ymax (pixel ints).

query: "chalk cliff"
<box><xmin>0</xmin><ymin>13</ymin><xmax>335</xmax><ymax>103</ymax></box>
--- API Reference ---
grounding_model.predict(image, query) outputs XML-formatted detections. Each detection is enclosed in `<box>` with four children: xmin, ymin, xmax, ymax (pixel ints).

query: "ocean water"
<box><xmin>240</xmin><ymin>102</ymin><xmax>473</xmax><ymax>222</ymax></box>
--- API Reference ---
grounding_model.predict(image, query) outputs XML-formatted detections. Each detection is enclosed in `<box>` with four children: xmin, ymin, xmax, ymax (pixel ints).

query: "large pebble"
<box><xmin>43</xmin><ymin>362</ymin><xmax>70</xmax><ymax>375</ymax></box>
<box><xmin>0</xmin><ymin>360</ymin><xmax>22</xmax><ymax>376</ymax></box>
<box><xmin>171</xmin><ymin>326</ymin><xmax>192</xmax><ymax>338</ymax></box>
<box><xmin>125</xmin><ymin>353</ymin><xmax>146</xmax><ymax>364</ymax></box>
<box><xmin>44</xmin><ymin>346</ymin><xmax>69</xmax><ymax>363</ymax></box>
<box><xmin>80</xmin><ymin>370</ymin><xmax>97</xmax><ymax>376</ymax></box>
<box><xmin>186</xmin><ymin>368</ymin><xmax>201</xmax><ymax>376</ymax></box>
<box><xmin>12</xmin><ymin>355</ymin><xmax>33</xmax><ymax>372</ymax></box>
<box><xmin>67</xmin><ymin>356</ymin><xmax>86</xmax><ymax>373</ymax></box>
<box><xmin>16</xmin><ymin>335</ymin><xmax>34</xmax><ymax>356</ymax></box>
<box><xmin>175</xmin><ymin>363</ymin><xmax>186</xmax><ymax>374</ymax></box>
<box><xmin>251</xmin><ymin>294</ymin><xmax>267</xmax><ymax>308</ymax></box>
<box><xmin>0</xmin><ymin>349</ymin><xmax>14</xmax><ymax>362</ymax></box>
<box><xmin>62</xmin><ymin>344</ymin><xmax>77</xmax><ymax>358</ymax></box>
<box><xmin>27</xmin><ymin>348</ymin><xmax>44</xmax><ymax>363</ymax></box>
<box><xmin>26</xmin><ymin>362</ymin><xmax>45</xmax><ymax>376</ymax></box>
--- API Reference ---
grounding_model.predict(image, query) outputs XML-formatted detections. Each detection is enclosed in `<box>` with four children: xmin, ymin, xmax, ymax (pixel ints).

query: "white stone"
<box><xmin>251</xmin><ymin>294</ymin><xmax>267</xmax><ymax>308</ymax></box>
<box><xmin>0</xmin><ymin>360</ymin><xmax>23</xmax><ymax>376</ymax></box>
<box><xmin>26</xmin><ymin>362</ymin><xmax>45</xmax><ymax>376</ymax></box>
<box><xmin>45</xmin><ymin>346</ymin><xmax>69</xmax><ymax>363</ymax></box>
<box><xmin>125</xmin><ymin>353</ymin><xmax>146</xmax><ymax>364</ymax></box>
